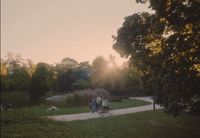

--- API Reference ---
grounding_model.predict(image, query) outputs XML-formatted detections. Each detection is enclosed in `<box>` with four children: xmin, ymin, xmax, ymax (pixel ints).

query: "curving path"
<box><xmin>48</xmin><ymin>97</ymin><xmax>162</xmax><ymax>122</ymax></box>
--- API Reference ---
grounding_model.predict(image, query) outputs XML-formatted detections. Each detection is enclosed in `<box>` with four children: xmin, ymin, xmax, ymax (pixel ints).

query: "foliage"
<box><xmin>113</xmin><ymin>0</ymin><xmax>200</xmax><ymax>116</ymax></box>
<box><xmin>91</xmin><ymin>55</ymin><xmax>126</xmax><ymax>91</ymax></box>
<box><xmin>54</xmin><ymin>57</ymin><xmax>78</xmax><ymax>75</ymax></box>
<box><xmin>29</xmin><ymin>63</ymin><xmax>49</xmax><ymax>98</ymax></box>
<box><xmin>54</xmin><ymin>69</ymin><xmax>75</xmax><ymax>93</ymax></box>
<box><xmin>72</xmin><ymin>79</ymin><xmax>92</xmax><ymax>90</ymax></box>
<box><xmin>12</xmin><ymin>68</ymin><xmax>31</xmax><ymax>92</ymax></box>
<box><xmin>1</xmin><ymin>53</ymin><xmax>37</xmax><ymax>92</ymax></box>
<box><xmin>91</xmin><ymin>55</ymin><xmax>109</xmax><ymax>88</ymax></box>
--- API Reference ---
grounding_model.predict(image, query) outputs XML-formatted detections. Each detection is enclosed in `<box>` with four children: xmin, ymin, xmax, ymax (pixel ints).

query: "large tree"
<box><xmin>54</xmin><ymin>57</ymin><xmax>78</xmax><ymax>75</ymax></box>
<box><xmin>91</xmin><ymin>55</ymin><xmax>125</xmax><ymax>91</ymax></box>
<box><xmin>113</xmin><ymin>0</ymin><xmax>200</xmax><ymax>116</ymax></box>
<box><xmin>54</xmin><ymin>69</ymin><xmax>75</xmax><ymax>93</ymax></box>
<box><xmin>29</xmin><ymin>63</ymin><xmax>49</xmax><ymax>98</ymax></box>
<box><xmin>12</xmin><ymin>67</ymin><xmax>31</xmax><ymax>92</ymax></box>
<box><xmin>91</xmin><ymin>56</ymin><xmax>108</xmax><ymax>88</ymax></box>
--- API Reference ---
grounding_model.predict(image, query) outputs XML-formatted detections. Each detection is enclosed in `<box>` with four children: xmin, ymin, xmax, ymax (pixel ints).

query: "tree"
<box><xmin>1</xmin><ymin>59</ymin><xmax>8</xmax><ymax>91</ymax></box>
<box><xmin>25</xmin><ymin>59</ymin><xmax>36</xmax><ymax>78</ymax></box>
<box><xmin>91</xmin><ymin>55</ymin><xmax>125</xmax><ymax>91</ymax></box>
<box><xmin>113</xmin><ymin>0</ymin><xmax>200</xmax><ymax>116</ymax></box>
<box><xmin>91</xmin><ymin>56</ymin><xmax>109</xmax><ymax>88</ymax></box>
<box><xmin>54</xmin><ymin>57</ymin><xmax>78</xmax><ymax>75</ymax></box>
<box><xmin>61</xmin><ymin>57</ymin><xmax>78</xmax><ymax>68</ymax></box>
<box><xmin>12</xmin><ymin>67</ymin><xmax>31</xmax><ymax>92</ymax></box>
<box><xmin>54</xmin><ymin>69</ymin><xmax>75</xmax><ymax>93</ymax></box>
<box><xmin>71</xmin><ymin>79</ymin><xmax>92</xmax><ymax>90</ymax></box>
<box><xmin>2</xmin><ymin>53</ymin><xmax>26</xmax><ymax>91</ymax></box>
<box><xmin>29</xmin><ymin>63</ymin><xmax>49</xmax><ymax>98</ymax></box>
<box><xmin>122</xmin><ymin>61</ymin><xmax>144</xmax><ymax>95</ymax></box>
<box><xmin>36</xmin><ymin>62</ymin><xmax>56</xmax><ymax>90</ymax></box>
<box><xmin>73</xmin><ymin>61</ymin><xmax>91</xmax><ymax>81</ymax></box>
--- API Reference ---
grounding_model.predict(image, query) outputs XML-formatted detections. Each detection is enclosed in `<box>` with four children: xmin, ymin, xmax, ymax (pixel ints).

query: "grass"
<box><xmin>1</xmin><ymin>110</ymin><xmax>77</xmax><ymax>138</ymax></box>
<box><xmin>16</xmin><ymin>99</ymin><xmax>151</xmax><ymax>116</ymax></box>
<box><xmin>1</xmin><ymin>109</ymin><xmax>199</xmax><ymax>138</ymax></box>
<box><xmin>69</xmin><ymin>110</ymin><xmax>200</xmax><ymax>138</ymax></box>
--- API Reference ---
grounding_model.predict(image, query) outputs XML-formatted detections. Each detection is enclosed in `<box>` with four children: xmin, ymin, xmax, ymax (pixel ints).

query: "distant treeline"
<box><xmin>1</xmin><ymin>53</ymin><xmax>146</xmax><ymax>98</ymax></box>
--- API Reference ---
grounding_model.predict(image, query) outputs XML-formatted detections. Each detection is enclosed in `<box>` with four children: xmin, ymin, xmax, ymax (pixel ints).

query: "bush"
<box><xmin>112</xmin><ymin>96</ymin><xmax>122</xmax><ymax>102</ymax></box>
<box><xmin>66</xmin><ymin>95</ymin><xmax>73</xmax><ymax>106</ymax></box>
<box><xmin>109</xmin><ymin>87</ymin><xmax>147</xmax><ymax>97</ymax></box>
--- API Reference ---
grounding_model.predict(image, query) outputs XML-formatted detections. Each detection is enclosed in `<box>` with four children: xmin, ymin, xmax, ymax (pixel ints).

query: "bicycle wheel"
<box><xmin>108</xmin><ymin>107</ymin><xmax>113</xmax><ymax>115</ymax></box>
<box><xmin>99</xmin><ymin>109</ymin><xmax>106</xmax><ymax>116</ymax></box>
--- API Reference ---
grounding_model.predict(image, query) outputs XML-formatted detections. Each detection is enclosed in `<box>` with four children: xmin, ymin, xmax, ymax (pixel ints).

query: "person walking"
<box><xmin>96</xmin><ymin>95</ymin><xmax>100</xmax><ymax>109</ymax></box>
<box><xmin>91</xmin><ymin>96</ymin><xmax>98</xmax><ymax>113</ymax></box>
<box><xmin>99</xmin><ymin>96</ymin><xmax>103</xmax><ymax>109</ymax></box>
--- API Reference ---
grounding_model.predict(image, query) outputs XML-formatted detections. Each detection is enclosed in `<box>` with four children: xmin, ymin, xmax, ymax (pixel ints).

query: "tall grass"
<box><xmin>74</xmin><ymin>88</ymin><xmax>110</xmax><ymax>98</ymax></box>
<box><xmin>47</xmin><ymin>94</ymin><xmax>89</xmax><ymax>108</ymax></box>
<box><xmin>47</xmin><ymin>89</ymin><xmax>110</xmax><ymax>108</ymax></box>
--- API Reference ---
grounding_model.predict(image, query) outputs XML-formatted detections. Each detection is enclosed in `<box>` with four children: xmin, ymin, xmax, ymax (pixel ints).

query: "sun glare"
<box><xmin>108</xmin><ymin>62</ymin><xmax>114</xmax><ymax>68</ymax></box>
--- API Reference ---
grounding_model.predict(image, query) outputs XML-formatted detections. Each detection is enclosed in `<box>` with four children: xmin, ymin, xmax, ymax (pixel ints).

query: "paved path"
<box><xmin>48</xmin><ymin>97</ymin><xmax>162</xmax><ymax>122</ymax></box>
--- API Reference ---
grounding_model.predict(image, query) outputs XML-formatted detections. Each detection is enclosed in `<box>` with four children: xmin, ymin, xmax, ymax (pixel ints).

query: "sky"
<box><xmin>1</xmin><ymin>0</ymin><xmax>154</xmax><ymax>66</ymax></box>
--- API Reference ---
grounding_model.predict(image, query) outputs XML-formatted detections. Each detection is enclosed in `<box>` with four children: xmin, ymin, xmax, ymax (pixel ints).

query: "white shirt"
<box><xmin>102</xmin><ymin>99</ymin><xmax>109</xmax><ymax>107</ymax></box>
<box><xmin>97</xmin><ymin>97</ymin><xmax>101</xmax><ymax>104</ymax></box>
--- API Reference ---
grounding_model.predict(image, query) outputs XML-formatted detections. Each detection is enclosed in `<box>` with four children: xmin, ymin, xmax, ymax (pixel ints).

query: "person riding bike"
<box><xmin>102</xmin><ymin>96</ymin><xmax>110</xmax><ymax>112</ymax></box>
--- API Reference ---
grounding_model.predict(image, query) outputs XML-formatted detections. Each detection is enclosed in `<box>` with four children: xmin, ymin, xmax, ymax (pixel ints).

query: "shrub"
<box><xmin>71</xmin><ymin>94</ymin><xmax>81</xmax><ymax>105</ymax></box>
<box><xmin>65</xmin><ymin>95</ymin><xmax>73</xmax><ymax>106</ymax></box>
<box><xmin>112</xmin><ymin>96</ymin><xmax>122</xmax><ymax>102</ymax></box>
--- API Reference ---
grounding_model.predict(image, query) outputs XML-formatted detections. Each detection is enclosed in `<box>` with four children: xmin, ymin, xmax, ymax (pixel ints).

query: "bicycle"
<box><xmin>99</xmin><ymin>105</ymin><xmax>114</xmax><ymax>116</ymax></box>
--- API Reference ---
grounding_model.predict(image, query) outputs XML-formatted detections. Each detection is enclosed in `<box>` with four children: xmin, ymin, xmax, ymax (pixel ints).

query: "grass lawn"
<box><xmin>1</xmin><ymin>109</ymin><xmax>199</xmax><ymax>138</ymax></box>
<box><xmin>16</xmin><ymin>99</ymin><xmax>151</xmax><ymax>116</ymax></box>
<box><xmin>69</xmin><ymin>110</ymin><xmax>200</xmax><ymax>138</ymax></box>
<box><xmin>1</xmin><ymin>110</ymin><xmax>77</xmax><ymax>138</ymax></box>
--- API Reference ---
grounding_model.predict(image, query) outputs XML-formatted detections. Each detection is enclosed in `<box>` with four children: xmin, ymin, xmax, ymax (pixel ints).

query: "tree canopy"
<box><xmin>113</xmin><ymin>0</ymin><xmax>200</xmax><ymax>116</ymax></box>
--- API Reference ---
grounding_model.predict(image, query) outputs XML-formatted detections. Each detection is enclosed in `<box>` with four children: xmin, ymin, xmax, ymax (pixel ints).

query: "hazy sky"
<box><xmin>1</xmin><ymin>0</ymin><xmax>154</xmax><ymax>66</ymax></box>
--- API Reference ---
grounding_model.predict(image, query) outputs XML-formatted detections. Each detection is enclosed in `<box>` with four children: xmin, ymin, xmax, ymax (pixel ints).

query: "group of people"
<box><xmin>90</xmin><ymin>95</ymin><xmax>110</xmax><ymax>113</ymax></box>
